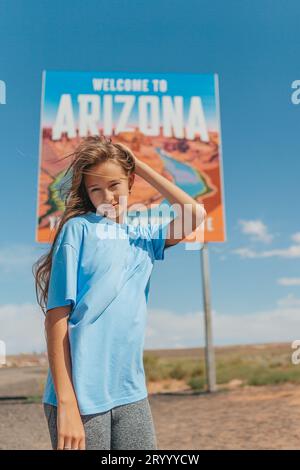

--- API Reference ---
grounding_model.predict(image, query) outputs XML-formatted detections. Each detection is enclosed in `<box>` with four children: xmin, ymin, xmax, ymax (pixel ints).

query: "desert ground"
<box><xmin>1</xmin><ymin>344</ymin><xmax>300</xmax><ymax>450</ymax></box>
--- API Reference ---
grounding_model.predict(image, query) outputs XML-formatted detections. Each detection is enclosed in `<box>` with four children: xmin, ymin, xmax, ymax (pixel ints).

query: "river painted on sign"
<box><xmin>140</xmin><ymin>147</ymin><xmax>209</xmax><ymax>220</ymax></box>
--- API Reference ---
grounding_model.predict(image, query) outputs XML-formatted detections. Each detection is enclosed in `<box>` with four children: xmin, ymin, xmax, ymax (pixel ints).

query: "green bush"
<box><xmin>187</xmin><ymin>376</ymin><xmax>205</xmax><ymax>391</ymax></box>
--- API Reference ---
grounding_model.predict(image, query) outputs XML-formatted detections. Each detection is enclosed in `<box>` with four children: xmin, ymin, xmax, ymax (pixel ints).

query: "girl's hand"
<box><xmin>57</xmin><ymin>400</ymin><xmax>86</xmax><ymax>450</ymax></box>
<box><xmin>133</xmin><ymin>155</ymin><xmax>145</xmax><ymax>176</ymax></box>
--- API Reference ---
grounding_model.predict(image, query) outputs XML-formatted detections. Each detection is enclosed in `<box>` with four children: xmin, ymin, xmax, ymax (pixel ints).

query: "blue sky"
<box><xmin>0</xmin><ymin>0</ymin><xmax>300</xmax><ymax>354</ymax></box>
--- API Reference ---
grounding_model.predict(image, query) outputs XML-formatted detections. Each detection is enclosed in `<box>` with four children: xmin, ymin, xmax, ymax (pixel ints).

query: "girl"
<box><xmin>33</xmin><ymin>135</ymin><xmax>206</xmax><ymax>451</ymax></box>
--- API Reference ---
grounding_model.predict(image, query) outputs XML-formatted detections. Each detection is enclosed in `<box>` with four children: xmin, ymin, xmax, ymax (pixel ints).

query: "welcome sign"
<box><xmin>36</xmin><ymin>71</ymin><xmax>226</xmax><ymax>243</ymax></box>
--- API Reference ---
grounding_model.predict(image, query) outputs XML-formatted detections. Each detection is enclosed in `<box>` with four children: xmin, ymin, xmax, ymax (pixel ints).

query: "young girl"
<box><xmin>33</xmin><ymin>135</ymin><xmax>206</xmax><ymax>451</ymax></box>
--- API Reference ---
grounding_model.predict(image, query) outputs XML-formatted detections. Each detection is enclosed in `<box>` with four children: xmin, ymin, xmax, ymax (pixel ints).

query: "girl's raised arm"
<box><xmin>134</xmin><ymin>157</ymin><xmax>207</xmax><ymax>247</ymax></box>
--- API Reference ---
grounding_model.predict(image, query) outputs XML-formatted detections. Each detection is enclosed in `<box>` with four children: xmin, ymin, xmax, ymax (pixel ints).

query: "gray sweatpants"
<box><xmin>43</xmin><ymin>397</ymin><xmax>158</xmax><ymax>450</ymax></box>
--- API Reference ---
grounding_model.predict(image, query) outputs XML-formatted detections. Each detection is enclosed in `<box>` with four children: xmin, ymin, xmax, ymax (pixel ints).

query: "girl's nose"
<box><xmin>103</xmin><ymin>189</ymin><xmax>114</xmax><ymax>203</ymax></box>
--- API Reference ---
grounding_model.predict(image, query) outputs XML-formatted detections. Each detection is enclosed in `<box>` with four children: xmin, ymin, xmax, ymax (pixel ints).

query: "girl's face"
<box><xmin>84</xmin><ymin>160</ymin><xmax>134</xmax><ymax>222</ymax></box>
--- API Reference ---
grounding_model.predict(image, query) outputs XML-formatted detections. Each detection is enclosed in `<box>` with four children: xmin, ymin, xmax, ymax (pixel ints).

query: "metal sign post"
<box><xmin>201</xmin><ymin>242</ymin><xmax>216</xmax><ymax>392</ymax></box>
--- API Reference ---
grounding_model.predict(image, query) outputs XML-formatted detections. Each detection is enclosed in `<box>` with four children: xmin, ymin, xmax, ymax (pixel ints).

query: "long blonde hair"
<box><xmin>32</xmin><ymin>135</ymin><xmax>136</xmax><ymax>315</ymax></box>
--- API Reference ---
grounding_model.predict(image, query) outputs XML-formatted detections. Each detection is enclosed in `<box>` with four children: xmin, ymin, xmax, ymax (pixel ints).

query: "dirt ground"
<box><xmin>1</xmin><ymin>348</ymin><xmax>300</xmax><ymax>450</ymax></box>
<box><xmin>1</xmin><ymin>376</ymin><xmax>300</xmax><ymax>449</ymax></box>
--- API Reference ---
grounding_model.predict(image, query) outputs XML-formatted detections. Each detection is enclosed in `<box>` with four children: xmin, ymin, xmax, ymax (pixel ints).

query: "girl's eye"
<box><xmin>91</xmin><ymin>184</ymin><xmax>119</xmax><ymax>193</ymax></box>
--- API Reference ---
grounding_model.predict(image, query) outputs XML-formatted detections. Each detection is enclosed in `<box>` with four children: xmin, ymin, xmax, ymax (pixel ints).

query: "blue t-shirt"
<box><xmin>42</xmin><ymin>210</ymin><xmax>169</xmax><ymax>415</ymax></box>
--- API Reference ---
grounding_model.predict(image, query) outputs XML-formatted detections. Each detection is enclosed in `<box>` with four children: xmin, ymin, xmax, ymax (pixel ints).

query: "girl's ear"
<box><xmin>129</xmin><ymin>172</ymin><xmax>135</xmax><ymax>190</ymax></box>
